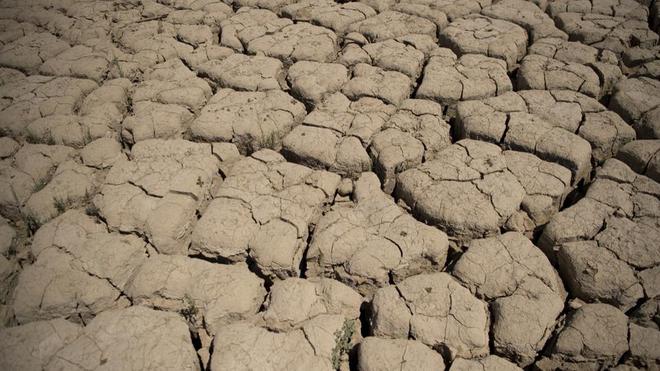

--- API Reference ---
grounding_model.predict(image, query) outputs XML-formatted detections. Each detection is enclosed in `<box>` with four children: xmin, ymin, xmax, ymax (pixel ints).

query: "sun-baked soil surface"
<box><xmin>0</xmin><ymin>0</ymin><xmax>659</xmax><ymax>370</ymax></box>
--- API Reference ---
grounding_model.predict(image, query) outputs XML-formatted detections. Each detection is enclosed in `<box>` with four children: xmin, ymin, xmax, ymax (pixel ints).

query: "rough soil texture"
<box><xmin>0</xmin><ymin>0</ymin><xmax>659</xmax><ymax>370</ymax></box>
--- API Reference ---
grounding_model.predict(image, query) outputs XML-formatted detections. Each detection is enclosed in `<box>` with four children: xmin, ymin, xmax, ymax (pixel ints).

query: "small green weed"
<box><xmin>22</xmin><ymin>213</ymin><xmax>40</xmax><ymax>236</ymax></box>
<box><xmin>331</xmin><ymin>319</ymin><xmax>355</xmax><ymax>370</ymax></box>
<box><xmin>54</xmin><ymin>197</ymin><xmax>70</xmax><ymax>214</ymax></box>
<box><xmin>180</xmin><ymin>295</ymin><xmax>199</xmax><ymax>324</ymax></box>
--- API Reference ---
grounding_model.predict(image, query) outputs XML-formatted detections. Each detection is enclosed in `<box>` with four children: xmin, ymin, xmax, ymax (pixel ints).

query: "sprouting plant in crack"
<box><xmin>6</xmin><ymin>241</ymin><xmax>16</xmax><ymax>257</ymax></box>
<box><xmin>33</xmin><ymin>178</ymin><xmax>49</xmax><ymax>193</ymax></box>
<box><xmin>22</xmin><ymin>213</ymin><xmax>40</xmax><ymax>236</ymax></box>
<box><xmin>54</xmin><ymin>196</ymin><xmax>72</xmax><ymax>214</ymax></box>
<box><xmin>82</xmin><ymin>130</ymin><xmax>93</xmax><ymax>147</ymax></box>
<box><xmin>109</xmin><ymin>57</ymin><xmax>122</xmax><ymax>78</ymax></box>
<box><xmin>331</xmin><ymin>319</ymin><xmax>355</xmax><ymax>370</ymax></box>
<box><xmin>85</xmin><ymin>203</ymin><xmax>101</xmax><ymax>218</ymax></box>
<box><xmin>82</xmin><ymin>189</ymin><xmax>99</xmax><ymax>217</ymax></box>
<box><xmin>126</xmin><ymin>95</ymin><xmax>134</xmax><ymax>113</ymax></box>
<box><xmin>25</xmin><ymin>131</ymin><xmax>41</xmax><ymax>144</ymax></box>
<box><xmin>45</xmin><ymin>133</ymin><xmax>56</xmax><ymax>145</ymax></box>
<box><xmin>260</xmin><ymin>132</ymin><xmax>279</xmax><ymax>150</ymax></box>
<box><xmin>25</xmin><ymin>131</ymin><xmax>55</xmax><ymax>145</ymax></box>
<box><xmin>180</xmin><ymin>294</ymin><xmax>199</xmax><ymax>324</ymax></box>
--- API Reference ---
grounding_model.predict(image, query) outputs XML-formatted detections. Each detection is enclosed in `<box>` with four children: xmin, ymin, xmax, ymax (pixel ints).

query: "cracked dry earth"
<box><xmin>0</xmin><ymin>1</ymin><xmax>660</xmax><ymax>371</ymax></box>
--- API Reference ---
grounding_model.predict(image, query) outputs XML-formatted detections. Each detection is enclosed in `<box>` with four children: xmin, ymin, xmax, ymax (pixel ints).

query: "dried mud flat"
<box><xmin>0</xmin><ymin>0</ymin><xmax>658</xmax><ymax>370</ymax></box>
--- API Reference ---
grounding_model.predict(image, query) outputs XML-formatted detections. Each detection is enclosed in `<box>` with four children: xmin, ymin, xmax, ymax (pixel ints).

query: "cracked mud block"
<box><xmin>281</xmin><ymin>0</ymin><xmax>377</xmax><ymax>35</ymax></box>
<box><xmin>339</xmin><ymin>34</ymin><xmax>439</xmax><ymax>78</ymax></box>
<box><xmin>358</xmin><ymin>32</ymin><xmax>440</xmax><ymax>56</ymax></box>
<box><xmin>0</xmin><ymin>19</ymin><xmax>38</xmax><ymax>47</ymax></box>
<box><xmin>282</xmin><ymin>93</ymin><xmax>396</xmax><ymax>176</ymax></box>
<box><xmin>80</xmin><ymin>138</ymin><xmax>125</xmax><ymax>170</ymax></box>
<box><xmin>0</xmin><ymin>32</ymin><xmax>70</xmax><ymax>73</ymax></box>
<box><xmin>287</xmin><ymin>61</ymin><xmax>350</xmax><ymax>106</ymax></box>
<box><xmin>517</xmin><ymin>38</ymin><xmax>622</xmax><ymax>99</ymax></box>
<box><xmin>0</xmin><ymin>67</ymin><xmax>26</xmax><ymax>87</ymax></box>
<box><xmin>455</xmin><ymin>93</ymin><xmax>593</xmax><ymax>183</ymax></box>
<box><xmin>0</xmin><ymin>143</ymin><xmax>75</xmax><ymax>218</ymax></box>
<box><xmin>0</xmin><ymin>216</ymin><xmax>15</xmax><ymax>256</ymax></box>
<box><xmin>23</xmin><ymin>160</ymin><xmax>96</xmax><ymax>225</ymax></box>
<box><xmin>114</xmin><ymin>20</ymin><xmax>193</xmax><ymax>65</ymax></box>
<box><xmin>629</xmin><ymin>297</ymin><xmax>660</xmax><ymax>329</ymax></box>
<box><xmin>180</xmin><ymin>44</ymin><xmax>236</xmax><ymax>72</ymax></box>
<box><xmin>342</xmin><ymin>38</ymin><xmax>428</xmax><ymax>80</ymax></box>
<box><xmin>616</xmin><ymin>140</ymin><xmax>660</xmax><ymax>182</ymax></box>
<box><xmin>0</xmin><ymin>6</ymin><xmax>111</xmax><ymax>45</ymax></box>
<box><xmin>39</xmin><ymin>45</ymin><xmax>110</xmax><ymax>82</ymax></box>
<box><xmin>20</xmin><ymin>78</ymin><xmax>132</xmax><ymax>147</ymax></box>
<box><xmin>78</xmin><ymin>77</ymin><xmax>131</xmax><ymax>126</ymax></box>
<box><xmin>127</xmin><ymin>255</ymin><xmax>266</xmax><ymax>334</ymax></box>
<box><xmin>306</xmin><ymin>173</ymin><xmax>449</xmax><ymax>295</ymax></box>
<box><xmin>282</xmin><ymin>93</ymin><xmax>395</xmax><ymax>177</ymax></box>
<box><xmin>370</xmin><ymin>272</ymin><xmax>489</xmax><ymax>360</ymax></box>
<box><xmin>132</xmin><ymin>58</ymin><xmax>212</xmax><ymax>113</ymax></box>
<box><xmin>200</xmin><ymin>53</ymin><xmax>287</xmax><ymax>91</ymax></box>
<box><xmin>3</xmin><ymin>142</ymin><xmax>75</xmax><ymax>185</ymax></box>
<box><xmin>211</xmin><ymin>278</ymin><xmax>361</xmax><ymax>370</ymax></box>
<box><xmin>0</xmin><ymin>218</ymin><xmax>16</xmax><ymax>301</ymax></box>
<box><xmin>553</xmin><ymin>12</ymin><xmax>659</xmax><ymax>56</ymax></box>
<box><xmin>95</xmin><ymin>139</ymin><xmax>222</xmax><ymax>255</ymax></box>
<box><xmin>481</xmin><ymin>0</ymin><xmax>567</xmax><ymax>42</ymax></box>
<box><xmin>415</xmin><ymin>49</ymin><xmax>511</xmax><ymax>105</ymax></box>
<box><xmin>13</xmin><ymin>210</ymin><xmax>147</xmax><ymax>324</ymax></box>
<box><xmin>377</xmin><ymin>8</ymin><xmax>444</xmax><ymax>32</ymax></box>
<box><xmin>637</xmin><ymin>268</ymin><xmax>660</xmax><ymax>299</ymax></box>
<box><xmin>610</xmin><ymin>77</ymin><xmax>660</xmax><ymax>139</ymax></box>
<box><xmin>122</xmin><ymin>101</ymin><xmax>194</xmax><ymax>143</ymax></box>
<box><xmin>396</xmin><ymin>140</ymin><xmax>572</xmax><ymax>240</ymax></box>
<box><xmin>259</xmin><ymin>277</ymin><xmax>362</xmax><ymax>331</ymax></box>
<box><xmin>629</xmin><ymin>322</ymin><xmax>660</xmax><ymax>366</ymax></box>
<box><xmin>453</xmin><ymin>232</ymin><xmax>566</xmax><ymax>366</ymax></box>
<box><xmin>246</xmin><ymin>22</ymin><xmax>339</xmax><ymax>63</ymax></box>
<box><xmin>0</xmin><ymin>136</ymin><xmax>19</xmax><ymax>158</ymax></box>
<box><xmin>46</xmin><ymin>306</ymin><xmax>200</xmax><ymax>371</ymax></box>
<box><xmin>449</xmin><ymin>355</ymin><xmax>522</xmax><ymax>371</ymax></box>
<box><xmin>547</xmin><ymin>0</ymin><xmax>650</xmax><ymax>22</ymax></box>
<box><xmin>369</xmin><ymin>99</ymin><xmax>452</xmax><ymax>193</ymax></box>
<box><xmin>191</xmin><ymin>150</ymin><xmax>340</xmax><ymax>278</ymax></box>
<box><xmin>557</xmin><ymin>240</ymin><xmax>646</xmax><ymax>311</ymax></box>
<box><xmin>540</xmin><ymin>159</ymin><xmax>660</xmax><ymax>310</ymax></box>
<box><xmin>513</xmin><ymin>90</ymin><xmax>635</xmax><ymax>164</ymax></box>
<box><xmin>357</xmin><ymin>337</ymin><xmax>446</xmax><ymax>371</ymax></box>
<box><xmin>0</xmin><ymin>76</ymin><xmax>98</xmax><ymax>136</ymax></box>
<box><xmin>24</xmin><ymin>115</ymin><xmax>110</xmax><ymax>148</ymax></box>
<box><xmin>347</xmin><ymin>11</ymin><xmax>437</xmax><ymax>42</ymax></box>
<box><xmin>175</xmin><ymin>24</ymin><xmax>216</xmax><ymax>47</ymax></box>
<box><xmin>536</xmin><ymin>303</ymin><xmax>629</xmax><ymax>370</ymax></box>
<box><xmin>211</xmin><ymin>316</ymin><xmax>356</xmax><ymax>370</ymax></box>
<box><xmin>191</xmin><ymin>88</ymin><xmax>306</xmax><ymax>154</ymax></box>
<box><xmin>342</xmin><ymin>63</ymin><xmax>413</xmax><ymax>105</ymax></box>
<box><xmin>219</xmin><ymin>8</ymin><xmax>292</xmax><ymax>52</ymax></box>
<box><xmin>391</xmin><ymin>0</ymin><xmax>491</xmax><ymax>22</ymax></box>
<box><xmin>19</xmin><ymin>77</ymin><xmax>126</xmax><ymax>145</ymax></box>
<box><xmin>622</xmin><ymin>46</ymin><xmax>660</xmax><ymax>79</ymax></box>
<box><xmin>0</xmin><ymin>318</ymin><xmax>82</xmax><ymax>371</ymax></box>
<box><xmin>439</xmin><ymin>15</ymin><xmax>528</xmax><ymax>71</ymax></box>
